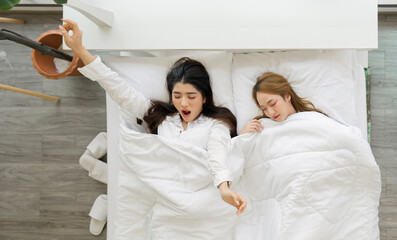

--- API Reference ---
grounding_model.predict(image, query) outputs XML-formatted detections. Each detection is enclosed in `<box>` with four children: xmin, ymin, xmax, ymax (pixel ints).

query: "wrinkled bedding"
<box><xmin>116</xmin><ymin>112</ymin><xmax>381</xmax><ymax>240</ymax></box>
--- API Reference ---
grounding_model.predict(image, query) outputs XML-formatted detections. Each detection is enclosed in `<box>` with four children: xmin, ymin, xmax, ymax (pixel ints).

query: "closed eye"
<box><xmin>187</xmin><ymin>92</ymin><xmax>198</xmax><ymax>99</ymax></box>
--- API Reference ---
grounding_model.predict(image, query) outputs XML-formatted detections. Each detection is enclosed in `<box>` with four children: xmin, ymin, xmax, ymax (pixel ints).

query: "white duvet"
<box><xmin>116</xmin><ymin>112</ymin><xmax>381</xmax><ymax>240</ymax></box>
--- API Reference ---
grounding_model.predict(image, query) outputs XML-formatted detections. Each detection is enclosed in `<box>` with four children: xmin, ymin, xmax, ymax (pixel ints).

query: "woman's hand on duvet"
<box><xmin>218</xmin><ymin>182</ymin><xmax>247</xmax><ymax>215</ymax></box>
<box><xmin>239</xmin><ymin>119</ymin><xmax>264</xmax><ymax>135</ymax></box>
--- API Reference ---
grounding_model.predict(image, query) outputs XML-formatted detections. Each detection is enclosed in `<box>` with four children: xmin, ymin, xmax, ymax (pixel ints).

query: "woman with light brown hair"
<box><xmin>240</xmin><ymin>72</ymin><xmax>325</xmax><ymax>134</ymax></box>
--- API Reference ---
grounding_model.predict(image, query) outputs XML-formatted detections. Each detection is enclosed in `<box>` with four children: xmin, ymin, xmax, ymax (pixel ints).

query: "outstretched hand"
<box><xmin>58</xmin><ymin>19</ymin><xmax>95</xmax><ymax>65</ymax></box>
<box><xmin>58</xmin><ymin>19</ymin><xmax>83</xmax><ymax>51</ymax></box>
<box><xmin>218</xmin><ymin>182</ymin><xmax>247</xmax><ymax>215</ymax></box>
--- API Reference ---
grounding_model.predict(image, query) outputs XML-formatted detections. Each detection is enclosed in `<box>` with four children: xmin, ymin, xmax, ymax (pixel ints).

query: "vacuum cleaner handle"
<box><xmin>0</xmin><ymin>29</ymin><xmax>73</xmax><ymax>62</ymax></box>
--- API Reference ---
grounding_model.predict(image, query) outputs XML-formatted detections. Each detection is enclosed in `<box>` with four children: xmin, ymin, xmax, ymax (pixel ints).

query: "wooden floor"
<box><xmin>370</xmin><ymin>14</ymin><xmax>397</xmax><ymax>240</ymax></box>
<box><xmin>0</xmin><ymin>13</ymin><xmax>107</xmax><ymax>240</ymax></box>
<box><xmin>0</xmin><ymin>12</ymin><xmax>395</xmax><ymax>240</ymax></box>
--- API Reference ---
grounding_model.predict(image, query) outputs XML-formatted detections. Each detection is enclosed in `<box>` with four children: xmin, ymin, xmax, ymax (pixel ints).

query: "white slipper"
<box><xmin>86</xmin><ymin>132</ymin><xmax>107</xmax><ymax>159</ymax></box>
<box><xmin>89</xmin><ymin>194</ymin><xmax>107</xmax><ymax>235</ymax></box>
<box><xmin>79</xmin><ymin>152</ymin><xmax>108</xmax><ymax>184</ymax></box>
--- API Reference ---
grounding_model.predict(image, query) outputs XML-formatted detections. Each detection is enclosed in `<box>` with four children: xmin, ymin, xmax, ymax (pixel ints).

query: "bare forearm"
<box><xmin>217</xmin><ymin>181</ymin><xmax>230</xmax><ymax>190</ymax></box>
<box><xmin>74</xmin><ymin>45</ymin><xmax>95</xmax><ymax>65</ymax></box>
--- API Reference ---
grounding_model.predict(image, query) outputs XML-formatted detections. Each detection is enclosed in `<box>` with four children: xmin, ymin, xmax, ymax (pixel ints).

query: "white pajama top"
<box><xmin>78</xmin><ymin>56</ymin><xmax>232</xmax><ymax>187</ymax></box>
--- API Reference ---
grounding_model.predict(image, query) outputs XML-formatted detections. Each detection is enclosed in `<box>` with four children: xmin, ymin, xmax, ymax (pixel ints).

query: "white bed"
<box><xmin>103</xmin><ymin>50</ymin><xmax>373</xmax><ymax>240</ymax></box>
<box><xmin>62</xmin><ymin>1</ymin><xmax>378</xmax><ymax>239</ymax></box>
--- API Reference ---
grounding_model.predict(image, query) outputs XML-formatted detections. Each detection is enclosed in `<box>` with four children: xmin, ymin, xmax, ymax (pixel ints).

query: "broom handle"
<box><xmin>0</xmin><ymin>17</ymin><xmax>25</xmax><ymax>24</ymax></box>
<box><xmin>0</xmin><ymin>83</ymin><xmax>59</xmax><ymax>102</ymax></box>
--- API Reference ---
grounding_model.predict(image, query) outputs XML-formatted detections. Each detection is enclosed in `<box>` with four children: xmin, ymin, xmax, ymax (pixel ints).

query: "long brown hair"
<box><xmin>143</xmin><ymin>57</ymin><xmax>237</xmax><ymax>136</ymax></box>
<box><xmin>253</xmin><ymin>72</ymin><xmax>324</xmax><ymax>119</ymax></box>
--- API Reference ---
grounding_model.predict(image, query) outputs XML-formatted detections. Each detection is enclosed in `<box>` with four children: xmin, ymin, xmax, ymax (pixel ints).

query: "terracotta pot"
<box><xmin>31</xmin><ymin>30</ymin><xmax>84</xmax><ymax>80</ymax></box>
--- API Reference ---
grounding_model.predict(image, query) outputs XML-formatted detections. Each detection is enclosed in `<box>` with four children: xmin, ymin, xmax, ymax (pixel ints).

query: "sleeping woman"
<box><xmin>231</xmin><ymin>71</ymin><xmax>380</xmax><ymax>240</ymax></box>
<box><xmin>59</xmin><ymin>19</ymin><xmax>246</xmax><ymax>215</ymax></box>
<box><xmin>240</xmin><ymin>71</ymin><xmax>325</xmax><ymax>134</ymax></box>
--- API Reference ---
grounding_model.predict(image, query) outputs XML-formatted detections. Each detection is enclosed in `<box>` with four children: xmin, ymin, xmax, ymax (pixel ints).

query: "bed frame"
<box><xmin>63</xmin><ymin>1</ymin><xmax>377</xmax><ymax>239</ymax></box>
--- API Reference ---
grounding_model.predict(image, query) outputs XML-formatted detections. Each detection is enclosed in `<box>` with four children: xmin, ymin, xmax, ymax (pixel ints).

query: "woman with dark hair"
<box><xmin>240</xmin><ymin>72</ymin><xmax>325</xmax><ymax>134</ymax></box>
<box><xmin>59</xmin><ymin>19</ymin><xmax>246</xmax><ymax>215</ymax></box>
<box><xmin>144</xmin><ymin>57</ymin><xmax>237</xmax><ymax>137</ymax></box>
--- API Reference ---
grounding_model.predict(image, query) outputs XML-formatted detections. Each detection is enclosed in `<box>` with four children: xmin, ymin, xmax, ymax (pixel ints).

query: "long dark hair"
<box><xmin>253</xmin><ymin>72</ymin><xmax>324</xmax><ymax>119</ymax></box>
<box><xmin>143</xmin><ymin>57</ymin><xmax>237</xmax><ymax>136</ymax></box>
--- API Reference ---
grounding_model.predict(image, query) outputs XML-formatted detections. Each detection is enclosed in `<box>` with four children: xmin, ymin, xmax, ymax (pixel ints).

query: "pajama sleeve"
<box><xmin>207</xmin><ymin>120</ymin><xmax>233</xmax><ymax>187</ymax></box>
<box><xmin>78</xmin><ymin>56</ymin><xmax>151</xmax><ymax>119</ymax></box>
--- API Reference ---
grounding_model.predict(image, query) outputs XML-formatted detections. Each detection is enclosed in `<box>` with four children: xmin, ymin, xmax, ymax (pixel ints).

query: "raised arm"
<box><xmin>59</xmin><ymin>19</ymin><xmax>151</xmax><ymax>119</ymax></box>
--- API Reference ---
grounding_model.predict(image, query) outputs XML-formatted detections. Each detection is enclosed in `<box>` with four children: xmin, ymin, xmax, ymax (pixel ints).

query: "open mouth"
<box><xmin>181</xmin><ymin>109</ymin><xmax>191</xmax><ymax>117</ymax></box>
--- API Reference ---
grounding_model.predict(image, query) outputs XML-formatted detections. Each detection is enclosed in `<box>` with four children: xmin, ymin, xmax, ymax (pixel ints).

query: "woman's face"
<box><xmin>256</xmin><ymin>92</ymin><xmax>297</xmax><ymax>122</ymax></box>
<box><xmin>172</xmin><ymin>82</ymin><xmax>206</xmax><ymax>123</ymax></box>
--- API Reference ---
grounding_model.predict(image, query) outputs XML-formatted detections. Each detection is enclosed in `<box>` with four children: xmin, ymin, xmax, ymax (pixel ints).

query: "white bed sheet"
<box><xmin>106</xmin><ymin>52</ymin><xmax>369</xmax><ymax>240</ymax></box>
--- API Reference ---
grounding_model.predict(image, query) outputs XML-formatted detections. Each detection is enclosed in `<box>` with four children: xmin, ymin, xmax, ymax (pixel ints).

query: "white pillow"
<box><xmin>232</xmin><ymin>50</ymin><xmax>358</xmax><ymax>133</ymax></box>
<box><xmin>102</xmin><ymin>52</ymin><xmax>234</xmax><ymax>131</ymax></box>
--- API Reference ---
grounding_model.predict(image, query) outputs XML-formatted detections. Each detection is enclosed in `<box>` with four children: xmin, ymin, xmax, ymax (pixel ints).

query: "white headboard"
<box><xmin>63</xmin><ymin>0</ymin><xmax>377</xmax><ymax>51</ymax></box>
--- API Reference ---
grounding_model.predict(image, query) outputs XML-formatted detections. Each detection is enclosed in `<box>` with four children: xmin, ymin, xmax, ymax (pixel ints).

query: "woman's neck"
<box><xmin>289</xmin><ymin>105</ymin><xmax>298</xmax><ymax>116</ymax></box>
<box><xmin>182</xmin><ymin>120</ymin><xmax>188</xmax><ymax>131</ymax></box>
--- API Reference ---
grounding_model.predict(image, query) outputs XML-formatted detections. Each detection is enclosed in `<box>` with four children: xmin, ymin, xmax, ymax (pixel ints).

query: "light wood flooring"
<box><xmin>0</xmin><ymin>11</ymin><xmax>396</xmax><ymax>240</ymax></box>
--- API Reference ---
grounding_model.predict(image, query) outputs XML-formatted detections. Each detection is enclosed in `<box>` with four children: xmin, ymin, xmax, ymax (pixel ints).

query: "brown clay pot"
<box><xmin>31</xmin><ymin>30</ymin><xmax>84</xmax><ymax>80</ymax></box>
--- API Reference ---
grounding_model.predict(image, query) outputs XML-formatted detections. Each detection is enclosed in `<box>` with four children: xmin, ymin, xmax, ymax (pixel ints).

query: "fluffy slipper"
<box><xmin>79</xmin><ymin>152</ymin><xmax>108</xmax><ymax>184</ymax></box>
<box><xmin>86</xmin><ymin>132</ymin><xmax>107</xmax><ymax>159</ymax></box>
<box><xmin>89</xmin><ymin>194</ymin><xmax>108</xmax><ymax>235</ymax></box>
